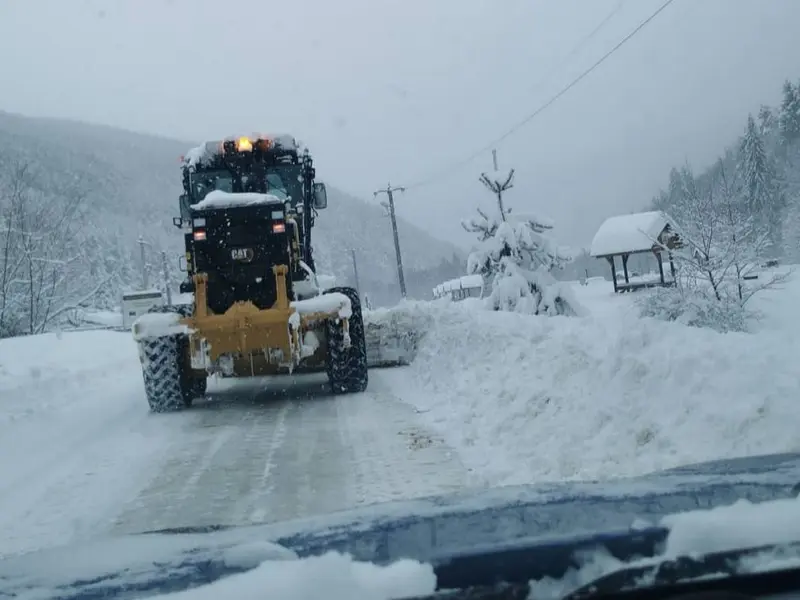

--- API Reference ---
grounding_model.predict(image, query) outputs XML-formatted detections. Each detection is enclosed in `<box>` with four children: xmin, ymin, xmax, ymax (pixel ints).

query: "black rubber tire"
<box><xmin>138</xmin><ymin>333</ymin><xmax>186</xmax><ymax>413</ymax></box>
<box><xmin>136</xmin><ymin>303</ymin><xmax>205</xmax><ymax>413</ymax></box>
<box><xmin>324</xmin><ymin>287</ymin><xmax>368</xmax><ymax>394</ymax></box>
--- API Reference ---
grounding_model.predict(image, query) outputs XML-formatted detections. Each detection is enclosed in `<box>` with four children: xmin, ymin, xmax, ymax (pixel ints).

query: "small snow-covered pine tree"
<box><xmin>462</xmin><ymin>168</ymin><xmax>582</xmax><ymax>316</ymax></box>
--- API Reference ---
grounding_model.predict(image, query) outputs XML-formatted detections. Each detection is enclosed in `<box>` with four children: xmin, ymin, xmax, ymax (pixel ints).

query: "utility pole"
<box><xmin>138</xmin><ymin>236</ymin><xmax>149</xmax><ymax>289</ymax></box>
<box><xmin>479</xmin><ymin>149</ymin><xmax>515</xmax><ymax>221</ymax></box>
<box><xmin>373</xmin><ymin>183</ymin><xmax>407</xmax><ymax>298</ymax></box>
<box><xmin>351</xmin><ymin>248</ymin><xmax>361</xmax><ymax>296</ymax></box>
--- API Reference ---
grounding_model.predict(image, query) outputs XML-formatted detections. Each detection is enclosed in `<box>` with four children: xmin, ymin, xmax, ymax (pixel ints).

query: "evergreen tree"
<box><xmin>779</xmin><ymin>80</ymin><xmax>800</xmax><ymax>144</ymax></box>
<box><xmin>758</xmin><ymin>105</ymin><xmax>775</xmax><ymax>137</ymax></box>
<box><xmin>738</xmin><ymin>113</ymin><xmax>784</xmax><ymax>253</ymax></box>
<box><xmin>462</xmin><ymin>168</ymin><xmax>581</xmax><ymax>316</ymax></box>
<box><xmin>740</xmin><ymin>114</ymin><xmax>770</xmax><ymax>213</ymax></box>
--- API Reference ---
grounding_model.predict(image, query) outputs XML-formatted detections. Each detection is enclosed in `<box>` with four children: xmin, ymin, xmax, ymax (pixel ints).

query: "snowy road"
<box><xmin>111</xmin><ymin>374</ymin><xmax>469</xmax><ymax>537</ymax></box>
<box><xmin>0</xmin><ymin>331</ymin><xmax>471</xmax><ymax>557</ymax></box>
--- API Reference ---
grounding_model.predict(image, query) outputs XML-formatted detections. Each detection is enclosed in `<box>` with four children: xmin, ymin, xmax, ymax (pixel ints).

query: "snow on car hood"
<box><xmin>3</xmin><ymin>451</ymin><xmax>800</xmax><ymax>600</ymax></box>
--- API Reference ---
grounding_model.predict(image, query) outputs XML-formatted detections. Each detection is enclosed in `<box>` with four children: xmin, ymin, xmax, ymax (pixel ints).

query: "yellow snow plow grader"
<box><xmin>132</xmin><ymin>134</ymin><xmax>367</xmax><ymax>412</ymax></box>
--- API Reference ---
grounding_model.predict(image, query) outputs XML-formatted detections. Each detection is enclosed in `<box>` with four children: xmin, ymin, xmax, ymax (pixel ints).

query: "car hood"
<box><xmin>3</xmin><ymin>451</ymin><xmax>800</xmax><ymax>599</ymax></box>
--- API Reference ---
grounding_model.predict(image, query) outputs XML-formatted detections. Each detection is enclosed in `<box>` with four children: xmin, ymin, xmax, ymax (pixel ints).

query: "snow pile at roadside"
<box><xmin>376</xmin><ymin>299</ymin><xmax>800</xmax><ymax>486</ymax></box>
<box><xmin>150</xmin><ymin>552</ymin><xmax>435</xmax><ymax>600</ymax></box>
<box><xmin>363</xmin><ymin>301</ymin><xmax>438</xmax><ymax>366</ymax></box>
<box><xmin>0</xmin><ymin>330</ymin><xmax>137</xmax><ymax>425</ymax></box>
<box><xmin>0</xmin><ymin>330</ymin><xmax>175</xmax><ymax>556</ymax></box>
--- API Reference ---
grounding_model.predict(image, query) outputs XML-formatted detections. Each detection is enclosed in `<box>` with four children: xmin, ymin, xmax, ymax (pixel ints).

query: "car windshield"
<box><xmin>5</xmin><ymin>3</ymin><xmax>800</xmax><ymax>599</ymax></box>
<box><xmin>190</xmin><ymin>166</ymin><xmax>302</xmax><ymax>203</ymax></box>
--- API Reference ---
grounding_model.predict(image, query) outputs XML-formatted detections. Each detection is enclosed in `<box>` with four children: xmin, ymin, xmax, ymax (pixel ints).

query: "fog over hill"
<box><xmin>0</xmin><ymin>112</ymin><xmax>464</xmax><ymax>335</ymax></box>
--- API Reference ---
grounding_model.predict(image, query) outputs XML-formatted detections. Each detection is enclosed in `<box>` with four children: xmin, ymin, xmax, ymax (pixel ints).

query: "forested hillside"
<box><xmin>0</xmin><ymin>112</ymin><xmax>463</xmax><ymax>337</ymax></box>
<box><xmin>651</xmin><ymin>78</ymin><xmax>800</xmax><ymax>260</ymax></box>
<box><xmin>636</xmin><ymin>77</ymin><xmax>800</xmax><ymax>330</ymax></box>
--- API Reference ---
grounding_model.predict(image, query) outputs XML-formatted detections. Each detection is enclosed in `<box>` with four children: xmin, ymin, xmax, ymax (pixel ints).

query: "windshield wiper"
<box><xmin>564</xmin><ymin>539</ymin><xmax>800</xmax><ymax>600</ymax></box>
<box><xmin>399</xmin><ymin>539</ymin><xmax>800</xmax><ymax>600</ymax></box>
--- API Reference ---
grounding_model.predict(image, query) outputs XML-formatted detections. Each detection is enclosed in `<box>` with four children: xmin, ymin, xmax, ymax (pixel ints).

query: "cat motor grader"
<box><xmin>131</xmin><ymin>134</ymin><xmax>367</xmax><ymax>412</ymax></box>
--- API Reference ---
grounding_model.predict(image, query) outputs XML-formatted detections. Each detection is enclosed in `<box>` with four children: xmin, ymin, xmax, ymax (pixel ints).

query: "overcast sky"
<box><xmin>2</xmin><ymin>0</ymin><xmax>800</xmax><ymax>250</ymax></box>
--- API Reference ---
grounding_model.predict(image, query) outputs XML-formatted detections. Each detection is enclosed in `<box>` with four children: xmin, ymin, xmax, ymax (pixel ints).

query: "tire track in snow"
<box><xmin>244</xmin><ymin>399</ymin><xmax>289</xmax><ymax>524</ymax></box>
<box><xmin>110</xmin><ymin>373</ymin><xmax>471</xmax><ymax>537</ymax></box>
<box><xmin>110</xmin><ymin>382</ymin><xmax>290</xmax><ymax>535</ymax></box>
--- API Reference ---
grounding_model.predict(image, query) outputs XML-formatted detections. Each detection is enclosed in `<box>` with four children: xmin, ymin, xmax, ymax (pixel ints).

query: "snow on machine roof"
<box><xmin>190</xmin><ymin>190</ymin><xmax>285</xmax><ymax>211</ymax></box>
<box><xmin>183</xmin><ymin>134</ymin><xmax>299</xmax><ymax>168</ymax></box>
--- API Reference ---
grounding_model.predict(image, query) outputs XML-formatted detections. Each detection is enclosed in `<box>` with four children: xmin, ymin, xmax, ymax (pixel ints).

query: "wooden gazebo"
<box><xmin>590</xmin><ymin>211</ymin><xmax>681</xmax><ymax>293</ymax></box>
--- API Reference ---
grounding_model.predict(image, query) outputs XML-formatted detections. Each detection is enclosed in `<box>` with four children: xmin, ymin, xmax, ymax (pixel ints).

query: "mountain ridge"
<box><xmin>0</xmin><ymin>110</ymin><xmax>465</xmax><ymax>316</ymax></box>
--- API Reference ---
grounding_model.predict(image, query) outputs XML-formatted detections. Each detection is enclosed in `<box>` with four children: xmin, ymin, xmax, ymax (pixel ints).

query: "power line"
<box><xmin>530</xmin><ymin>0</ymin><xmax>627</xmax><ymax>97</ymax></box>
<box><xmin>402</xmin><ymin>0</ymin><xmax>676</xmax><ymax>191</ymax></box>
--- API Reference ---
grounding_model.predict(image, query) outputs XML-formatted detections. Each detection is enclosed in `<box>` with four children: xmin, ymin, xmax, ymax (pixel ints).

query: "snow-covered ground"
<box><xmin>3</xmin><ymin>268</ymin><xmax>800</xmax><ymax>559</ymax></box>
<box><xmin>0</xmin><ymin>331</ymin><xmax>178</xmax><ymax>556</ymax></box>
<box><xmin>375</xmin><ymin>268</ymin><xmax>800</xmax><ymax>485</ymax></box>
<box><xmin>0</xmin><ymin>331</ymin><xmax>469</xmax><ymax>557</ymax></box>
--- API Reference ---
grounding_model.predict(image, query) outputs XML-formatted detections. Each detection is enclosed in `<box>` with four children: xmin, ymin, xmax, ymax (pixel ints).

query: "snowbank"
<box><xmin>363</xmin><ymin>301</ymin><xmax>435</xmax><ymax>366</ymax></box>
<box><xmin>0</xmin><ymin>330</ymin><xmax>176</xmax><ymax>556</ymax></box>
<box><xmin>76</xmin><ymin>308</ymin><xmax>123</xmax><ymax>329</ymax></box>
<box><xmin>190</xmin><ymin>191</ymin><xmax>284</xmax><ymax>211</ymax></box>
<box><xmin>0</xmin><ymin>330</ymin><xmax>135</xmax><ymax>425</ymax></box>
<box><xmin>375</xmin><ymin>298</ymin><xmax>800</xmax><ymax>486</ymax></box>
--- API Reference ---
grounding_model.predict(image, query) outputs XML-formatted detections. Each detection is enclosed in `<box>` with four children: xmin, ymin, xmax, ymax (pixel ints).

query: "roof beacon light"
<box><xmin>237</xmin><ymin>137</ymin><xmax>253</xmax><ymax>152</ymax></box>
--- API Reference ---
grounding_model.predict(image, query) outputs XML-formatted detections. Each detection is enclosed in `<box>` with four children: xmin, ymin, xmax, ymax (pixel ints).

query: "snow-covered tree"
<box><xmin>758</xmin><ymin>104</ymin><xmax>775</xmax><ymax>137</ymax></box>
<box><xmin>643</xmin><ymin>161</ymin><xmax>787</xmax><ymax>331</ymax></box>
<box><xmin>738</xmin><ymin>113</ymin><xmax>784</xmax><ymax>252</ymax></box>
<box><xmin>779</xmin><ymin>80</ymin><xmax>800</xmax><ymax>145</ymax></box>
<box><xmin>0</xmin><ymin>161</ymin><xmax>109</xmax><ymax>337</ymax></box>
<box><xmin>462</xmin><ymin>168</ymin><xmax>582</xmax><ymax>316</ymax></box>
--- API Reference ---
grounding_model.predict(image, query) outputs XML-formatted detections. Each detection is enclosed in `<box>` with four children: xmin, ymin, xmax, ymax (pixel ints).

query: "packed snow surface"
<box><xmin>590</xmin><ymin>210</ymin><xmax>671</xmax><ymax>257</ymax></box>
<box><xmin>190</xmin><ymin>190</ymin><xmax>284</xmax><ymax>211</ymax></box>
<box><xmin>376</xmin><ymin>271</ymin><xmax>800</xmax><ymax>486</ymax></box>
<box><xmin>0</xmin><ymin>326</ymin><xmax>467</xmax><ymax>557</ymax></box>
<box><xmin>150</xmin><ymin>552</ymin><xmax>435</xmax><ymax>600</ymax></box>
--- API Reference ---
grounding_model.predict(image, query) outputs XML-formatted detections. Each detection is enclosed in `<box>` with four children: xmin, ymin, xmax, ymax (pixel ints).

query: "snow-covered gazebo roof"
<box><xmin>590</xmin><ymin>211</ymin><xmax>673</xmax><ymax>258</ymax></box>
